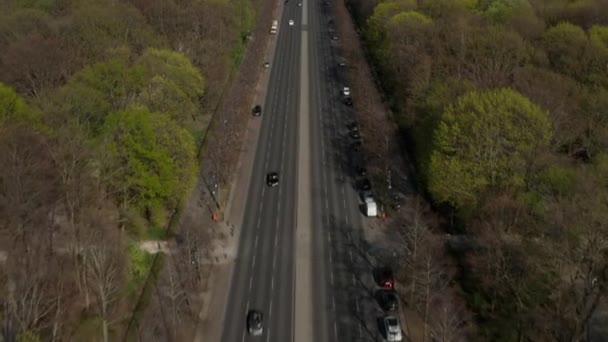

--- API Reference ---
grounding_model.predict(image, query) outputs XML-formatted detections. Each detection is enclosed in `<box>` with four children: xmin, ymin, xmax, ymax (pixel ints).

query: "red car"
<box><xmin>377</xmin><ymin>267</ymin><xmax>395</xmax><ymax>289</ymax></box>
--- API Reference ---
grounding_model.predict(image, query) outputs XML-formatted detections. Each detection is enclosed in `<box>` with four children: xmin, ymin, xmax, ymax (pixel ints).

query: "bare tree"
<box><xmin>428</xmin><ymin>294</ymin><xmax>470</xmax><ymax>342</ymax></box>
<box><xmin>86</xmin><ymin>243</ymin><xmax>122</xmax><ymax>342</ymax></box>
<box><xmin>158</xmin><ymin>260</ymin><xmax>188</xmax><ymax>340</ymax></box>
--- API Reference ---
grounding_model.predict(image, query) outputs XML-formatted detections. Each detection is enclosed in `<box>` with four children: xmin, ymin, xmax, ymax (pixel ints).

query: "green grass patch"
<box><xmin>126</xmin><ymin>243</ymin><xmax>154</xmax><ymax>294</ymax></box>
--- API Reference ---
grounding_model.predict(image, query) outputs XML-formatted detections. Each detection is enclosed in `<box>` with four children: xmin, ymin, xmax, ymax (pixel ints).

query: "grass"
<box><xmin>126</xmin><ymin>243</ymin><xmax>155</xmax><ymax>294</ymax></box>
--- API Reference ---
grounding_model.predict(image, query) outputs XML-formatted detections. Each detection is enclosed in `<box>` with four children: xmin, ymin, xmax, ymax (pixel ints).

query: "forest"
<box><xmin>347</xmin><ymin>0</ymin><xmax>608</xmax><ymax>340</ymax></box>
<box><xmin>0</xmin><ymin>0</ymin><xmax>252</xmax><ymax>340</ymax></box>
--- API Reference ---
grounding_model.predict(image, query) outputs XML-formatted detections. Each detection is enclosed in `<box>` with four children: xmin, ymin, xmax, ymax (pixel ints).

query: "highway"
<box><xmin>221</xmin><ymin>0</ymin><xmax>384</xmax><ymax>340</ymax></box>
<box><xmin>307</xmin><ymin>0</ymin><xmax>384</xmax><ymax>341</ymax></box>
<box><xmin>220</xmin><ymin>1</ymin><xmax>302</xmax><ymax>341</ymax></box>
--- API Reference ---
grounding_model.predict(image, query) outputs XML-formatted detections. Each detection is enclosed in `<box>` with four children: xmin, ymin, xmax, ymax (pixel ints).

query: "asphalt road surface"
<box><xmin>308</xmin><ymin>0</ymin><xmax>388</xmax><ymax>341</ymax></box>
<box><xmin>220</xmin><ymin>2</ymin><xmax>302</xmax><ymax>342</ymax></box>
<box><xmin>222</xmin><ymin>0</ymin><xmax>387</xmax><ymax>341</ymax></box>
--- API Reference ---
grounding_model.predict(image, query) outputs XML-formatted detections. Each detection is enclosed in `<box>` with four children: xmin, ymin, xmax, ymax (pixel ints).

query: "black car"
<box><xmin>355</xmin><ymin>165</ymin><xmax>367</xmax><ymax>177</ymax></box>
<box><xmin>247</xmin><ymin>310</ymin><xmax>264</xmax><ymax>336</ymax></box>
<box><xmin>346</xmin><ymin>122</ymin><xmax>359</xmax><ymax>132</ymax></box>
<box><xmin>253</xmin><ymin>105</ymin><xmax>262</xmax><ymax>116</ymax></box>
<box><xmin>344</xmin><ymin>96</ymin><xmax>353</xmax><ymax>106</ymax></box>
<box><xmin>351</xmin><ymin>140</ymin><xmax>362</xmax><ymax>151</ymax></box>
<box><xmin>359</xmin><ymin>178</ymin><xmax>372</xmax><ymax>191</ymax></box>
<box><xmin>376</xmin><ymin>290</ymin><xmax>399</xmax><ymax>311</ymax></box>
<box><xmin>266</xmin><ymin>172</ymin><xmax>279</xmax><ymax>187</ymax></box>
<box><xmin>391</xmin><ymin>194</ymin><xmax>401</xmax><ymax>211</ymax></box>
<box><xmin>350</xmin><ymin>130</ymin><xmax>361</xmax><ymax>140</ymax></box>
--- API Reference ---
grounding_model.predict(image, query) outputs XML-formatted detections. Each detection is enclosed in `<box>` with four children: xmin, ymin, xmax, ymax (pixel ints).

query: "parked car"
<box><xmin>377</xmin><ymin>267</ymin><xmax>395</xmax><ymax>289</ymax></box>
<box><xmin>350</xmin><ymin>130</ymin><xmax>361</xmax><ymax>140</ymax></box>
<box><xmin>346</xmin><ymin>122</ymin><xmax>359</xmax><ymax>132</ymax></box>
<box><xmin>359</xmin><ymin>178</ymin><xmax>372</xmax><ymax>191</ymax></box>
<box><xmin>253</xmin><ymin>105</ymin><xmax>262</xmax><ymax>116</ymax></box>
<box><xmin>383</xmin><ymin>315</ymin><xmax>403</xmax><ymax>341</ymax></box>
<box><xmin>342</xmin><ymin>86</ymin><xmax>350</xmax><ymax>96</ymax></box>
<box><xmin>355</xmin><ymin>165</ymin><xmax>367</xmax><ymax>177</ymax></box>
<box><xmin>344</xmin><ymin>96</ymin><xmax>353</xmax><ymax>106</ymax></box>
<box><xmin>376</xmin><ymin>290</ymin><xmax>399</xmax><ymax>311</ymax></box>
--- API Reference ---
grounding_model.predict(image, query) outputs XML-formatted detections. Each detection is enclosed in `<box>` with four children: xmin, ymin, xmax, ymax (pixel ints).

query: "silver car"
<box><xmin>383</xmin><ymin>315</ymin><xmax>402</xmax><ymax>341</ymax></box>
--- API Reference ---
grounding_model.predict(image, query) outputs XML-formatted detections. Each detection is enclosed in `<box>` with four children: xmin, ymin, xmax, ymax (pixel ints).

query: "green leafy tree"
<box><xmin>589</xmin><ymin>24</ymin><xmax>608</xmax><ymax>47</ymax></box>
<box><xmin>136</xmin><ymin>48</ymin><xmax>204</xmax><ymax>122</ymax></box>
<box><xmin>138</xmin><ymin>75</ymin><xmax>198</xmax><ymax>125</ymax></box>
<box><xmin>101</xmin><ymin>106</ymin><xmax>196</xmax><ymax>211</ymax></box>
<box><xmin>0</xmin><ymin>82</ymin><xmax>40</xmax><ymax>125</ymax></box>
<box><xmin>73</xmin><ymin>58</ymin><xmax>145</xmax><ymax>110</ymax></box>
<box><xmin>366</xmin><ymin>0</ymin><xmax>417</xmax><ymax>63</ymax></box>
<box><xmin>543</xmin><ymin>22</ymin><xmax>588</xmax><ymax>78</ymax></box>
<box><xmin>542</xmin><ymin>21</ymin><xmax>608</xmax><ymax>86</ymax></box>
<box><xmin>59</xmin><ymin>1</ymin><xmax>162</xmax><ymax>62</ymax></box>
<box><xmin>46</xmin><ymin>83</ymin><xmax>112</xmax><ymax>134</ymax></box>
<box><xmin>483</xmin><ymin>0</ymin><xmax>532</xmax><ymax>23</ymax></box>
<box><xmin>428</xmin><ymin>88</ymin><xmax>552</xmax><ymax>209</ymax></box>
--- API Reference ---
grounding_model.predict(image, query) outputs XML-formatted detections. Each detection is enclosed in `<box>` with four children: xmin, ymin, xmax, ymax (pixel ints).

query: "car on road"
<box><xmin>342</xmin><ymin>86</ymin><xmax>350</xmax><ymax>96</ymax></box>
<box><xmin>351</xmin><ymin>140</ymin><xmax>362</xmax><ymax>151</ymax></box>
<box><xmin>253</xmin><ymin>105</ymin><xmax>262</xmax><ymax>116</ymax></box>
<box><xmin>376</xmin><ymin>289</ymin><xmax>399</xmax><ymax>311</ymax></box>
<box><xmin>266</xmin><ymin>172</ymin><xmax>279</xmax><ymax>187</ymax></box>
<box><xmin>350</xmin><ymin>130</ymin><xmax>361</xmax><ymax>140</ymax></box>
<box><xmin>383</xmin><ymin>315</ymin><xmax>403</xmax><ymax>341</ymax></box>
<box><xmin>263</xmin><ymin>62</ymin><xmax>270</xmax><ymax>68</ymax></box>
<box><xmin>247</xmin><ymin>310</ymin><xmax>264</xmax><ymax>336</ymax></box>
<box><xmin>390</xmin><ymin>193</ymin><xmax>402</xmax><ymax>211</ymax></box>
<box><xmin>377</xmin><ymin>267</ymin><xmax>395</xmax><ymax>289</ymax></box>
<box><xmin>355</xmin><ymin>165</ymin><xmax>367</xmax><ymax>177</ymax></box>
<box><xmin>359</xmin><ymin>178</ymin><xmax>372</xmax><ymax>191</ymax></box>
<box><xmin>289</xmin><ymin>19</ymin><xmax>294</xmax><ymax>26</ymax></box>
<box><xmin>347</xmin><ymin>122</ymin><xmax>359</xmax><ymax>132</ymax></box>
<box><xmin>298</xmin><ymin>2</ymin><xmax>302</xmax><ymax>6</ymax></box>
<box><xmin>344</xmin><ymin>96</ymin><xmax>353</xmax><ymax>106</ymax></box>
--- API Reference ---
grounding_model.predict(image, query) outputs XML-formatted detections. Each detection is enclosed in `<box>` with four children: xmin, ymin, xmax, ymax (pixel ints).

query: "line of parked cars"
<box><xmin>374</xmin><ymin>267</ymin><xmax>404</xmax><ymax>341</ymax></box>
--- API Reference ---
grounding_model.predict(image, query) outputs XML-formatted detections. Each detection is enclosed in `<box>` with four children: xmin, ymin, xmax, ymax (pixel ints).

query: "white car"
<box><xmin>297</xmin><ymin>2</ymin><xmax>302</xmax><ymax>6</ymax></box>
<box><xmin>342</xmin><ymin>87</ymin><xmax>350</xmax><ymax>96</ymax></box>
<box><xmin>383</xmin><ymin>316</ymin><xmax>403</xmax><ymax>342</ymax></box>
<box><xmin>289</xmin><ymin>19</ymin><xmax>294</xmax><ymax>26</ymax></box>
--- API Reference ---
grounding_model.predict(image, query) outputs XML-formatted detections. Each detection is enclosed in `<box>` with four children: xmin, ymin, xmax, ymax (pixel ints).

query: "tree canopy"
<box><xmin>428</xmin><ymin>88</ymin><xmax>552</xmax><ymax>209</ymax></box>
<box><xmin>101</xmin><ymin>106</ymin><xmax>196</xmax><ymax>211</ymax></box>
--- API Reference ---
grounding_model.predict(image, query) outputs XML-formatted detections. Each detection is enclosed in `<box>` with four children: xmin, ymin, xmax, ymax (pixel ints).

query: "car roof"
<box><xmin>385</xmin><ymin>316</ymin><xmax>399</xmax><ymax>325</ymax></box>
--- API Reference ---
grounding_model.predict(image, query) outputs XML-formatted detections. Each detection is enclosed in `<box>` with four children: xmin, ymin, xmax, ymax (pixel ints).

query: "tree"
<box><xmin>512</xmin><ymin>66</ymin><xmax>583</xmax><ymax>153</ymax></box>
<box><xmin>0</xmin><ymin>33</ymin><xmax>74</xmax><ymax>97</ymax></box>
<box><xmin>86</xmin><ymin>243</ymin><xmax>122</xmax><ymax>342</ymax></box>
<box><xmin>428</xmin><ymin>88</ymin><xmax>552</xmax><ymax>209</ymax></box>
<box><xmin>589</xmin><ymin>24</ymin><xmax>608</xmax><ymax>47</ymax></box>
<box><xmin>100</xmin><ymin>106</ymin><xmax>197</xmax><ymax>212</ymax></box>
<box><xmin>138</xmin><ymin>75</ymin><xmax>198</xmax><ymax>125</ymax></box>
<box><xmin>72</xmin><ymin>58</ymin><xmax>145</xmax><ymax>111</ymax></box>
<box><xmin>136</xmin><ymin>48</ymin><xmax>205</xmax><ymax>125</ymax></box>
<box><xmin>541</xmin><ymin>21</ymin><xmax>608</xmax><ymax>86</ymax></box>
<box><xmin>0</xmin><ymin>82</ymin><xmax>40</xmax><ymax>125</ymax></box>
<box><xmin>137</xmin><ymin>48</ymin><xmax>205</xmax><ymax>102</ymax></box>
<box><xmin>462</xmin><ymin>26</ymin><xmax>530</xmax><ymax>88</ymax></box>
<box><xmin>58</xmin><ymin>1</ymin><xmax>161</xmax><ymax>63</ymax></box>
<box><xmin>45</xmin><ymin>82</ymin><xmax>112</xmax><ymax>135</ymax></box>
